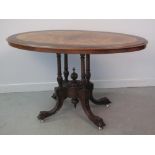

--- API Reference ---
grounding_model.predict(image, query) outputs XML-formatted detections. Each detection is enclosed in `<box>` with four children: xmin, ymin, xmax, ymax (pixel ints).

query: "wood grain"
<box><xmin>7</xmin><ymin>30</ymin><xmax>148</xmax><ymax>54</ymax></box>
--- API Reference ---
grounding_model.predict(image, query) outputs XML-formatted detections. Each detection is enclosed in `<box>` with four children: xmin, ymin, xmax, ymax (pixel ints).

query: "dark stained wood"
<box><xmin>86</xmin><ymin>54</ymin><xmax>91</xmax><ymax>84</ymax></box>
<box><xmin>7</xmin><ymin>30</ymin><xmax>148</xmax><ymax>54</ymax></box>
<box><xmin>38</xmin><ymin>87</ymin><xmax>66</xmax><ymax>120</ymax></box>
<box><xmin>8</xmin><ymin>30</ymin><xmax>148</xmax><ymax>129</ymax></box>
<box><xmin>37</xmin><ymin>54</ymin><xmax>112</xmax><ymax>129</ymax></box>
<box><xmin>63</xmin><ymin>54</ymin><xmax>69</xmax><ymax>82</ymax></box>
<box><xmin>56</xmin><ymin>54</ymin><xmax>63</xmax><ymax>87</ymax></box>
<box><xmin>80</xmin><ymin>54</ymin><xmax>86</xmax><ymax>84</ymax></box>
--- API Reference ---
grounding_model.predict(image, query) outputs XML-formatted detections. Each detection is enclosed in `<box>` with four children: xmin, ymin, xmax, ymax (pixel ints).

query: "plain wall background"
<box><xmin>0</xmin><ymin>19</ymin><xmax>154</xmax><ymax>93</ymax></box>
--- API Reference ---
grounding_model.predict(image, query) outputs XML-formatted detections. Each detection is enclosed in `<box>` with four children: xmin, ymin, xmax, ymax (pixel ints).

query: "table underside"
<box><xmin>37</xmin><ymin>54</ymin><xmax>111</xmax><ymax>129</ymax></box>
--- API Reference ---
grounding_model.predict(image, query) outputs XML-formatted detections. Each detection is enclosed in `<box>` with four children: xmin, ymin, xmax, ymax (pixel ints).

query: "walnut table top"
<box><xmin>7</xmin><ymin>30</ymin><xmax>148</xmax><ymax>54</ymax></box>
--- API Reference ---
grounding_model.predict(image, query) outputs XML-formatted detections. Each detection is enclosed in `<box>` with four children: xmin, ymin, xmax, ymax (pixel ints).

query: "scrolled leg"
<box><xmin>85</xmin><ymin>54</ymin><xmax>111</xmax><ymax>106</ymax></box>
<box><xmin>90</xmin><ymin>92</ymin><xmax>111</xmax><ymax>106</ymax></box>
<box><xmin>89</xmin><ymin>83</ymin><xmax>111</xmax><ymax>106</ymax></box>
<box><xmin>38</xmin><ymin>88</ymin><xmax>66</xmax><ymax>120</ymax></box>
<box><xmin>51</xmin><ymin>92</ymin><xmax>57</xmax><ymax>100</ymax></box>
<box><xmin>79</xmin><ymin>89</ymin><xmax>105</xmax><ymax>129</ymax></box>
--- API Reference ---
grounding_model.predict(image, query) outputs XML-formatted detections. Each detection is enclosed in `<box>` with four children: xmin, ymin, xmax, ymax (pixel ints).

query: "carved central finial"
<box><xmin>71</xmin><ymin>67</ymin><xmax>78</xmax><ymax>81</ymax></box>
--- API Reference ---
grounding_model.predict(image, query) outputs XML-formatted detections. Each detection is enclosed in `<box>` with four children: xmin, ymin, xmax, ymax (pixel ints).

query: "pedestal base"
<box><xmin>37</xmin><ymin>81</ymin><xmax>111</xmax><ymax>129</ymax></box>
<box><xmin>38</xmin><ymin>54</ymin><xmax>111</xmax><ymax>129</ymax></box>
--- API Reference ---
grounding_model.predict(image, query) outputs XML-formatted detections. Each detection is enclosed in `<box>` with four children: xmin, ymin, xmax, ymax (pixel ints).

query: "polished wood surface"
<box><xmin>7</xmin><ymin>30</ymin><xmax>147</xmax><ymax>54</ymax></box>
<box><xmin>37</xmin><ymin>54</ymin><xmax>111</xmax><ymax>129</ymax></box>
<box><xmin>7</xmin><ymin>30</ymin><xmax>148</xmax><ymax>129</ymax></box>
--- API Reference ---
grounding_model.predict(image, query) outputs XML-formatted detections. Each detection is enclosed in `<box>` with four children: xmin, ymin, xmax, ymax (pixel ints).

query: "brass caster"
<box><xmin>106</xmin><ymin>104</ymin><xmax>110</xmax><ymax>108</ymax></box>
<box><xmin>96</xmin><ymin>118</ymin><xmax>105</xmax><ymax>130</ymax></box>
<box><xmin>98</xmin><ymin>126</ymin><xmax>103</xmax><ymax>130</ymax></box>
<box><xmin>40</xmin><ymin>119</ymin><xmax>45</xmax><ymax>123</ymax></box>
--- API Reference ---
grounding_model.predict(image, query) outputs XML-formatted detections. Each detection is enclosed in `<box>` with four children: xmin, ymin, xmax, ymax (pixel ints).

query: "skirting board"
<box><xmin>0</xmin><ymin>78</ymin><xmax>155</xmax><ymax>93</ymax></box>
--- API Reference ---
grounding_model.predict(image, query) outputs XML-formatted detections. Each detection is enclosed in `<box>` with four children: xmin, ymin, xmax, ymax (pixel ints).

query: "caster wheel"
<box><xmin>95</xmin><ymin>117</ymin><xmax>105</xmax><ymax>130</ymax></box>
<box><xmin>98</xmin><ymin>126</ymin><xmax>103</xmax><ymax>130</ymax></box>
<box><xmin>40</xmin><ymin>119</ymin><xmax>45</xmax><ymax>123</ymax></box>
<box><xmin>106</xmin><ymin>104</ymin><xmax>110</xmax><ymax>108</ymax></box>
<box><xmin>37</xmin><ymin>111</ymin><xmax>51</xmax><ymax>120</ymax></box>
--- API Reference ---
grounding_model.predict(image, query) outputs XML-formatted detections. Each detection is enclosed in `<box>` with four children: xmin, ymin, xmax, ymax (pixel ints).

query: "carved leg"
<box><xmin>85</xmin><ymin>54</ymin><xmax>111</xmax><ymax>106</ymax></box>
<box><xmin>38</xmin><ymin>88</ymin><xmax>65</xmax><ymax>120</ymax></box>
<box><xmin>90</xmin><ymin>91</ymin><xmax>111</xmax><ymax>106</ymax></box>
<box><xmin>51</xmin><ymin>92</ymin><xmax>57</xmax><ymax>99</ymax></box>
<box><xmin>38</xmin><ymin>54</ymin><xmax>65</xmax><ymax>120</ymax></box>
<box><xmin>79</xmin><ymin>89</ymin><xmax>105</xmax><ymax>129</ymax></box>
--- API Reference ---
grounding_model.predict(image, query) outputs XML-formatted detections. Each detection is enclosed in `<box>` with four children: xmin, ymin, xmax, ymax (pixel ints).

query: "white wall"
<box><xmin>0</xmin><ymin>19</ymin><xmax>154</xmax><ymax>93</ymax></box>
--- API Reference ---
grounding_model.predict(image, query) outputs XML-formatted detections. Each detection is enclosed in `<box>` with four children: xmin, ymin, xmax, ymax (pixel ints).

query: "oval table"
<box><xmin>7</xmin><ymin>30</ymin><xmax>148</xmax><ymax>129</ymax></box>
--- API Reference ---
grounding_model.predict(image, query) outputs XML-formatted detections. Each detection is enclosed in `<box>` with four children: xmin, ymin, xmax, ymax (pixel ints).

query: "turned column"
<box><xmin>63</xmin><ymin>54</ymin><xmax>69</xmax><ymax>82</ymax></box>
<box><xmin>80</xmin><ymin>54</ymin><xmax>86</xmax><ymax>85</ymax></box>
<box><xmin>56</xmin><ymin>54</ymin><xmax>63</xmax><ymax>87</ymax></box>
<box><xmin>86</xmin><ymin>54</ymin><xmax>91</xmax><ymax>84</ymax></box>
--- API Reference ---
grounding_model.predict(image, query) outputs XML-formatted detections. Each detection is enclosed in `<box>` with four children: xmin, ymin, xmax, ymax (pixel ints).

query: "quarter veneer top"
<box><xmin>7</xmin><ymin>30</ymin><xmax>148</xmax><ymax>54</ymax></box>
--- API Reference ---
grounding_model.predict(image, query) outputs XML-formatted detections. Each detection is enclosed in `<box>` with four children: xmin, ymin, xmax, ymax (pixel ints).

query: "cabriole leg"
<box><xmin>79</xmin><ymin>89</ymin><xmax>105</xmax><ymax>129</ymax></box>
<box><xmin>38</xmin><ymin>88</ymin><xmax>66</xmax><ymax>120</ymax></box>
<box><xmin>86</xmin><ymin>55</ymin><xmax>111</xmax><ymax>106</ymax></box>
